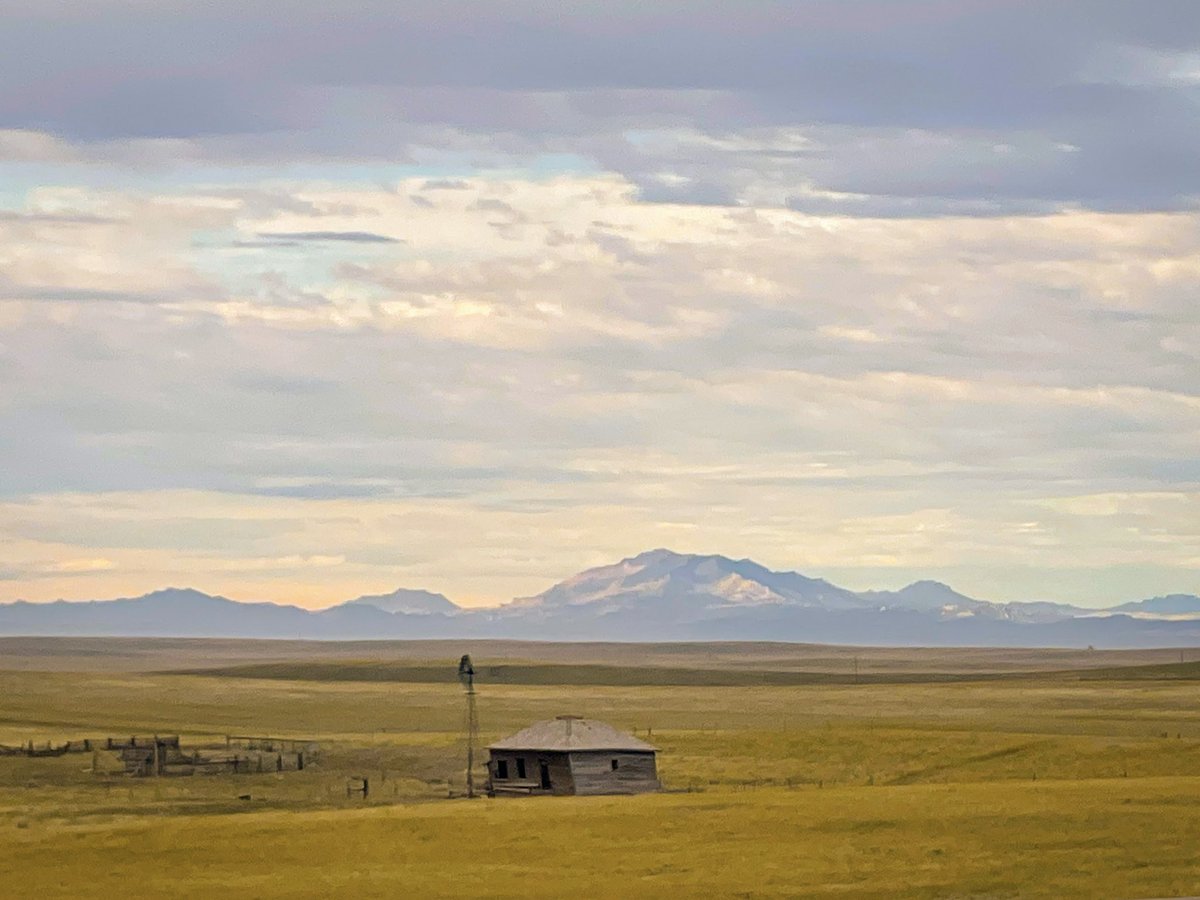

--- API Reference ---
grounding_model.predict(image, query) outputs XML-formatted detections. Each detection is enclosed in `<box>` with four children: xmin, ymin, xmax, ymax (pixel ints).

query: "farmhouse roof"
<box><xmin>488</xmin><ymin>716</ymin><xmax>656</xmax><ymax>753</ymax></box>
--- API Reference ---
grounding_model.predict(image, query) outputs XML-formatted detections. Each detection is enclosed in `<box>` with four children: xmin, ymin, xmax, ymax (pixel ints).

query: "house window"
<box><xmin>611</xmin><ymin>758</ymin><xmax>619</xmax><ymax>771</ymax></box>
<box><xmin>496</xmin><ymin>760</ymin><xmax>509</xmax><ymax>779</ymax></box>
<box><xmin>516</xmin><ymin>758</ymin><xmax>527</xmax><ymax>779</ymax></box>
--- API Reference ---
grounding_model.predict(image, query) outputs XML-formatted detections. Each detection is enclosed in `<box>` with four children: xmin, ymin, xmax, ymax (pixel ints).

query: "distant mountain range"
<box><xmin>342</xmin><ymin>588</ymin><xmax>458</xmax><ymax>616</ymax></box>
<box><xmin>2</xmin><ymin>549</ymin><xmax>1198</xmax><ymax>647</ymax></box>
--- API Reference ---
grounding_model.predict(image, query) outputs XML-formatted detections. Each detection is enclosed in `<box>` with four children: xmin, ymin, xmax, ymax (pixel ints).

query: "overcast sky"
<box><xmin>1</xmin><ymin>1</ymin><xmax>1198</xmax><ymax>607</ymax></box>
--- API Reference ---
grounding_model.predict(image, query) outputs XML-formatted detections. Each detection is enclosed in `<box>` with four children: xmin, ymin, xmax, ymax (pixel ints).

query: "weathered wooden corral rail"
<box><xmin>0</xmin><ymin>739</ymin><xmax>99</xmax><ymax>757</ymax></box>
<box><xmin>116</xmin><ymin>735</ymin><xmax>316</xmax><ymax>777</ymax></box>
<box><xmin>111</xmin><ymin>735</ymin><xmax>182</xmax><ymax>776</ymax></box>
<box><xmin>225</xmin><ymin>735</ymin><xmax>319</xmax><ymax>753</ymax></box>
<box><xmin>1</xmin><ymin>733</ymin><xmax>318</xmax><ymax>777</ymax></box>
<box><xmin>105</xmin><ymin>735</ymin><xmax>180</xmax><ymax>749</ymax></box>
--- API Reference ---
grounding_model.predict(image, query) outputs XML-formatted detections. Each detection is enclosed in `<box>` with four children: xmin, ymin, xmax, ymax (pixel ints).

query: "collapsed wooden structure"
<box><xmin>116</xmin><ymin>735</ymin><xmax>317</xmax><ymax>777</ymax></box>
<box><xmin>487</xmin><ymin>716</ymin><xmax>660</xmax><ymax>797</ymax></box>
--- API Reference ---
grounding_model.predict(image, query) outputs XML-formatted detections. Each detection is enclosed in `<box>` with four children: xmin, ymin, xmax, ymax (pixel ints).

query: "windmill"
<box><xmin>458</xmin><ymin>653</ymin><xmax>478</xmax><ymax>798</ymax></box>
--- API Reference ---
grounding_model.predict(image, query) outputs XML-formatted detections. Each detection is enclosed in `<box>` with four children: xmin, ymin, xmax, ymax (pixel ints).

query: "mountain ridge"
<box><xmin>344</xmin><ymin>588</ymin><xmax>459</xmax><ymax>616</ymax></box>
<box><xmin>2</xmin><ymin>549</ymin><xmax>1198</xmax><ymax>647</ymax></box>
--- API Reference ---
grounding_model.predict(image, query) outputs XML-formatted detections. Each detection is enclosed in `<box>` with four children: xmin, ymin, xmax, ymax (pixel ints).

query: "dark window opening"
<box><xmin>611</xmin><ymin>758</ymin><xmax>619</xmax><ymax>771</ymax></box>
<box><xmin>495</xmin><ymin>760</ymin><xmax>509</xmax><ymax>779</ymax></box>
<box><xmin>516</xmin><ymin>758</ymin><xmax>526</xmax><ymax>779</ymax></box>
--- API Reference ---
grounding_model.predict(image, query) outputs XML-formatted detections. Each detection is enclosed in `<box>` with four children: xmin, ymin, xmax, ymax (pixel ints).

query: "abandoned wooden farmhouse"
<box><xmin>487</xmin><ymin>716</ymin><xmax>659</xmax><ymax>797</ymax></box>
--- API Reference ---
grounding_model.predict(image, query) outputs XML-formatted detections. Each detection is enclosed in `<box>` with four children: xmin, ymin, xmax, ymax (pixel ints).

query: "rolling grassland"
<box><xmin>2</xmin><ymin>640</ymin><xmax>1199</xmax><ymax>897</ymax></box>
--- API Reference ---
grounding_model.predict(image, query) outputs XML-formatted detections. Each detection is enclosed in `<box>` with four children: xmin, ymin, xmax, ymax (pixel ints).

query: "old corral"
<box><xmin>487</xmin><ymin>715</ymin><xmax>660</xmax><ymax>796</ymax></box>
<box><xmin>2</xmin><ymin>734</ymin><xmax>317</xmax><ymax>777</ymax></box>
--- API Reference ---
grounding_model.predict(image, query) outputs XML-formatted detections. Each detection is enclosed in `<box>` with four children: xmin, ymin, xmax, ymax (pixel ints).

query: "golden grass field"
<box><xmin>2</xmin><ymin>638</ymin><xmax>1200</xmax><ymax>898</ymax></box>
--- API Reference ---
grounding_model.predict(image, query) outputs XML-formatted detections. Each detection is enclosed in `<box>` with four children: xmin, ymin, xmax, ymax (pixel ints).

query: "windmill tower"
<box><xmin>458</xmin><ymin>653</ymin><xmax>478</xmax><ymax>798</ymax></box>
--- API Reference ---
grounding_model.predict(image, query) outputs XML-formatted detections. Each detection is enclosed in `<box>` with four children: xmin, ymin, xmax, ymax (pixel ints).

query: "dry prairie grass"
<box><xmin>2</xmin><ymin>639</ymin><xmax>1200</xmax><ymax>897</ymax></box>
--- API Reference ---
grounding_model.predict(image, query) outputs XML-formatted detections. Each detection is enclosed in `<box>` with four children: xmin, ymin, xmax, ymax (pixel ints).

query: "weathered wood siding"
<box><xmin>543</xmin><ymin>752</ymin><xmax>575</xmax><ymax>795</ymax></box>
<box><xmin>489</xmin><ymin>751</ymin><xmax>575</xmax><ymax>796</ymax></box>
<box><xmin>567</xmin><ymin>751</ymin><xmax>659</xmax><ymax>795</ymax></box>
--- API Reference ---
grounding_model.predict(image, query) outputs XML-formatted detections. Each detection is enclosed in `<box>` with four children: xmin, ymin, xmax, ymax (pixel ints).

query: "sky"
<box><xmin>1</xmin><ymin>0</ymin><xmax>1198</xmax><ymax>609</ymax></box>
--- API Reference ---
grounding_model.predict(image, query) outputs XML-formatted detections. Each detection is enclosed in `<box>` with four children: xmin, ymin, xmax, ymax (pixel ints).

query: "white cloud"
<box><xmin>0</xmin><ymin>171</ymin><xmax>1197</xmax><ymax>605</ymax></box>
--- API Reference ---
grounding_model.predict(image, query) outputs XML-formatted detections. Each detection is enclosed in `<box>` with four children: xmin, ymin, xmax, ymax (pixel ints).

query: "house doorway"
<box><xmin>539</xmin><ymin>762</ymin><xmax>551</xmax><ymax>790</ymax></box>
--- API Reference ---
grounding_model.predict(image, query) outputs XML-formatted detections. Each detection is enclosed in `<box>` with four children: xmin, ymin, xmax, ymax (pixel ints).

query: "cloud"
<box><xmin>51</xmin><ymin>557</ymin><xmax>117</xmax><ymax>574</ymax></box>
<box><xmin>0</xmin><ymin>174</ymin><xmax>1196</xmax><ymax>605</ymax></box>
<box><xmin>0</xmin><ymin>555</ymin><xmax>119</xmax><ymax>582</ymax></box>
<box><xmin>2</xmin><ymin>2</ymin><xmax>1200</xmax><ymax>213</ymax></box>
<box><xmin>0</xmin><ymin>6</ymin><xmax>1197</xmax><ymax>604</ymax></box>
<box><xmin>252</xmin><ymin>231</ymin><xmax>403</xmax><ymax>244</ymax></box>
<box><xmin>0</xmin><ymin>210</ymin><xmax>115</xmax><ymax>224</ymax></box>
